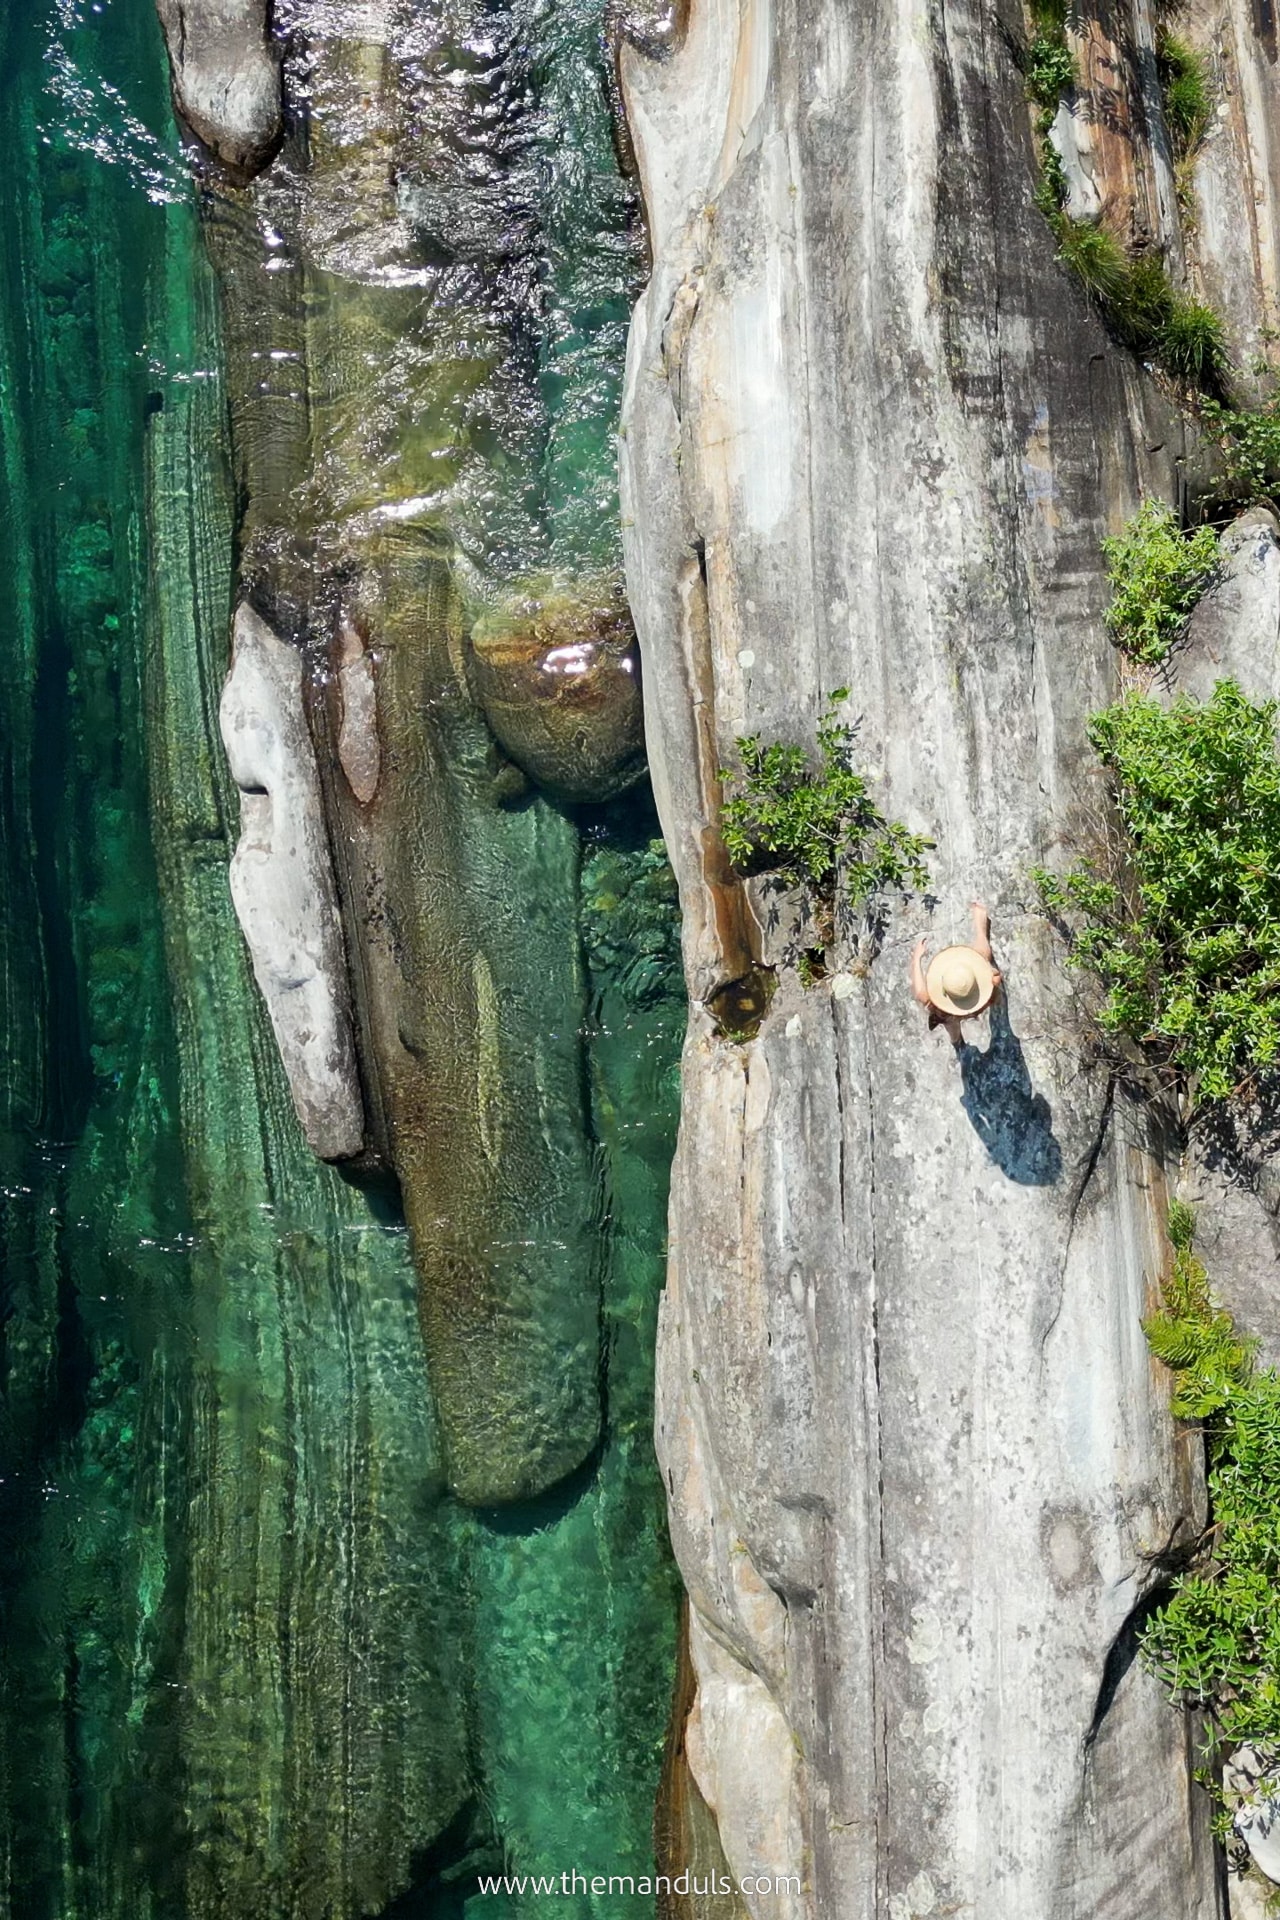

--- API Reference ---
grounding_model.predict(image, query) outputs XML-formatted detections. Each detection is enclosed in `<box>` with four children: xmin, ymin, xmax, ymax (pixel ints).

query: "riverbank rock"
<box><xmin>155</xmin><ymin>0</ymin><xmax>282</xmax><ymax>176</ymax></box>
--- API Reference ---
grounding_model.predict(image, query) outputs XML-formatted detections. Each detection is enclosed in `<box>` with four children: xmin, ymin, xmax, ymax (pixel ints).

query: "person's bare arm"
<box><xmin>969</xmin><ymin>901</ymin><xmax>992</xmax><ymax>960</ymax></box>
<box><xmin>910</xmin><ymin>936</ymin><xmax>931</xmax><ymax>1008</ymax></box>
<box><xmin>970</xmin><ymin>900</ymin><xmax>1002</xmax><ymax>986</ymax></box>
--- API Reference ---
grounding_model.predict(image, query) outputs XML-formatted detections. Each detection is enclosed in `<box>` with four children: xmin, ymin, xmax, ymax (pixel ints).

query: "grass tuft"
<box><xmin>1158</xmin><ymin>301</ymin><xmax>1229</xmax><ymax>383</ymax></box>
<box><xmin>1047</xmin><ymin>213</ymin><xmax>1231</xmax><ymax>392</ymax></box>
<box><xmin>1158</xmin><ymin>33</ymin><xmax>1213</xmax><ymax>159</ymax></box>
<box><xmin>1052</xmin><ymin>216</ymin><xmax>1130</xmax><ymax>303</ymax></box>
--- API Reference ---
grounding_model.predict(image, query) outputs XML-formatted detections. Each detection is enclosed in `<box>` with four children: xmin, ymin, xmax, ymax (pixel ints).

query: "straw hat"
<box><xmin>925</xmin><ymin>944</ymin><xmax>998</xmax><ymax>1018</ymax></box>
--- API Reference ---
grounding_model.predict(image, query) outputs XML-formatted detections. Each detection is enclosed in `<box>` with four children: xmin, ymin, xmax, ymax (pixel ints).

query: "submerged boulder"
<box><xmin>220</xmin><ymin>601</ymin><xmax>365</xmax><ymax>1161</ymax></box>
<box><xmin>468</xmin><ymin>579</ymin><xmax>647</xmax><ymax>803</ymax></box>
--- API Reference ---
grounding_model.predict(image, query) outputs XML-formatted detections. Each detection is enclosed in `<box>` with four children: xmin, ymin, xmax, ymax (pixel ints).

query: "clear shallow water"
<box><xmin>0</xmin><ymin>2</ymin><xmax>683</xmax><ymax>1915</ymax></box>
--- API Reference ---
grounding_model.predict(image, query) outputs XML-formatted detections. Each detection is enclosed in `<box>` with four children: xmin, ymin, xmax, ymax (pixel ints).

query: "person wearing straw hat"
<box><xmin>910</xmin><ymin>901</ymin><xmax>1001</xmax><ymax>1046</ymax></box>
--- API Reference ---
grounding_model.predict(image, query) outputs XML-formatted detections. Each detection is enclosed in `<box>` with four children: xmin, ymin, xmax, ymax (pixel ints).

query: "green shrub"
<box><xmin>1200</xmin><ymin>391</ymin><xmax>1280</xmax><ymax>505</ymax></box>
<box><xmin>1158</xmin><ymin>34</ymin><xmax>1213</xmax><ymax>158</ymax></box>
<box><xmin>1027</xmin><ymin>34</ymin><xmax>1076</xmax><ymax>107</ymax></box>
<box><xmin>1033</xmin><ymin>680</ymin><xmax>1280</xmax><ymax>1105</ymax></box>
<box><xmin>1141</xmin><ymin>1211</ymin><xmax>1280</xmax><ymax>1796</ymax></box>
<box><xmin>1158</xmin><ymin>300</ymin><xmax>1229</xmax><ymax>383</ymax></box>
<box><xmin>719</xmin><ymin>692</ymin><xmax>932</xmax><ymax>927</ymax></box>
<box><xmin>1101</xmin><ymin>499</ymin><xmax>1220</xmax><ymax>663</ymax></box>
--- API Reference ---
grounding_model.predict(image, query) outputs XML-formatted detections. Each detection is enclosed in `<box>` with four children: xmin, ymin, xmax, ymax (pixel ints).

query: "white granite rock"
<box><xmin>620</xmin><ymin>0</ymin><xmax>1217</xmax><ymax>1911</ymax></box>
<box><xmin>220</xmin><ymin>603</ymin><xmax>364</xmax><ymax>1161</ymax></box>
<box><xmin>1048</xmin><ymin>99</ymin><xmax>1104</xmax><ymax>225</ymax></box>
<box><xmin>1178</xmin><ymin>510</ymin><xmax>1280</xmax><ymax>705</ymax></box>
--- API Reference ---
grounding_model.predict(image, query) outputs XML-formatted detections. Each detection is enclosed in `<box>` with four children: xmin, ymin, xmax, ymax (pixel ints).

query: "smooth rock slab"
<box><xmin>220</xmin><ymin>601</ymin><xmax>364</xmax><ymax>1160</ymax></box>
<box><xmin>619</xmin><ymin>0</ymin><xmax>1215</xmax><ymax>1912</ymax></box>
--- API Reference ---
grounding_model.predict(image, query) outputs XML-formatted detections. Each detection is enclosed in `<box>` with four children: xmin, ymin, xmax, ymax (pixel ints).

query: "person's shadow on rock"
<box><xmin>957</xmin><ymin>996</ymin><xmax>1062</xmax><ymax>1186</ymax></box>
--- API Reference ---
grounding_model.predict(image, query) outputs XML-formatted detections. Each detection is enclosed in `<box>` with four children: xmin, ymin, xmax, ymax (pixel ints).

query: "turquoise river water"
<box><xmin>0</xmin><ymin>0</ymin><xmax>685</xmax><ymax>1915</ymax></box>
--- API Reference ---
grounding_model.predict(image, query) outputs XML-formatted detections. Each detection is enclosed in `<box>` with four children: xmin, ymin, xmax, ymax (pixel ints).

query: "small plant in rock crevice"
<box><xmin>1158</xmin><ymin>33</ymin><xmax>1213</xmax><ymax>166</ymax></box>
<box><xmin>1022</xmin><ymin>9</ymin><xmax>1231</xmax><ymax>395</ymax></box>
<box><xmin>1141</xmin><ymin>1204</ymin><xmax>1280</xmax><ymax>1822</ymax></box>
<box><xmin>719</xmin><ymin>692</ymin><xmax>932</xmax><ymax>953</ymax></box>
<box><xmin>1102</xmin><ymin>498</ymin><xmax>1221</xmax><ymax>664</ymax></box>
<box><xmin>1026</xmin><ymin>33</ymin><xmax>1076</xmax><ymax>109</ymax></box>
<box><xmin>1199</xmin><ymin>390</ymin><xmax>1280</xmax><ymax>509</ymax></box>
<box><xmin>1034</xmin><ymin>680</ymin><xmax>1280</xmax><ymax>1107</ymax></box>
<box><xmin>1161</xmin><ymin>301</ymin><xmax>1230</xmax><ymax>383</ymax></box>
<box><xmin>1045</xmin><ymin>212</ymin><xmax>1231</xmax><ymax>390</ymax></box>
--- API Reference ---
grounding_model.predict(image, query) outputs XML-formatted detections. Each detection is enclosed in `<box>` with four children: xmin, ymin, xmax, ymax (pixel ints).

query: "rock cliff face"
<box><xmin>144</xmin><ymin>0</ymin><xmax>1280</xmax><ymax>1908</ymax></box>
<box><xmin>615</xmin><ymin>0</ymin><xmax>1269</xmax><ymax>1913</ymax></box>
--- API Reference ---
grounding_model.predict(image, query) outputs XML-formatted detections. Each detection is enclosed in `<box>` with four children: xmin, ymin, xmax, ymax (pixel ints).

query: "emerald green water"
<box><xmin>0</xmin><ymin>2</ymin><xmax>683</xmax><ymax>1916</ymax></box>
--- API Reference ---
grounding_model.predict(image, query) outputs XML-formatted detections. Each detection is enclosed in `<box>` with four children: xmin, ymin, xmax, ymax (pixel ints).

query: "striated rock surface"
<box><xmin>620</xmin><ymin>0</ymin><xmax>1224</xmax><ymax>1912</ymax></box>
<box><xmin>220</xmin><ymin>600</ymin><xmax>364</xmax><ymax>1161</ymax></box>
<box><xmin>1181</xmin><ymin>0</ymin><xmax>1280</xmax><ymax>395</ymax></box>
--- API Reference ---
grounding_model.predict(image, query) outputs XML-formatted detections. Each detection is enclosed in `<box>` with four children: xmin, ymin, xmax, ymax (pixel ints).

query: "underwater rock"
<box><xmin>220</xmin><ymin>601</ymin><xmax>364</xmax><ymax>1161</ymax></box>
<box><xmin>468</xmin><ymin>583</ymin><xmax>647</xmax><ymax>803</ymax></box>
<box><xmin>154</xmin><ymin>0</ymin><xmax>281</xmax><ymax>175</ymax></box>
<box><xmin>312</xmin><ymin>543</ymin><xmax>605</xmax><ymax>1507</ymax></box>
<box><xmin>335</xmin><ymin>613</ymin><xmax>381</xmax><ymax>805</ymax></box>
<box><xmin>192</xmin><ymin>0</ymin><xmax>611</xmax><ymax>1506</ymax></box>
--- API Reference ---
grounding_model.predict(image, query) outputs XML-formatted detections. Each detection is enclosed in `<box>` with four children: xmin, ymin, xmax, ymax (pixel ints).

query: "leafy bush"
<box><xmin>1101</xmin><ymin>499</ymin><xmax>1220</xmax><ymax>663</ymax></box>
<box><xmin>719</xmin><ymin>692</ymin><xmax>932</xmax><ymax>927</ymax></box>
<box><xmin>1141</xmin><ymin>1209</ymin><xmax>1280</xmax><ymax>1794</ymax></box>
<box><xmin>1158</xmin><ymin>34</ymin><xmax>1213</xmax><ymax>159</ymax></box>
<box><xmin>1027</xmin><ymin>34</ymin><xmax>1076</xmax><ymax>108</ymax></box>
<box><xmin>1200</xmin><ymin>391</ymin><xmax>1280</xmax><ymax>506</ymax></box>
<box><xmin>1034</xmin><ymin>680</ymin><xmax>1280</xmax><ymax>1104</ymax></box>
